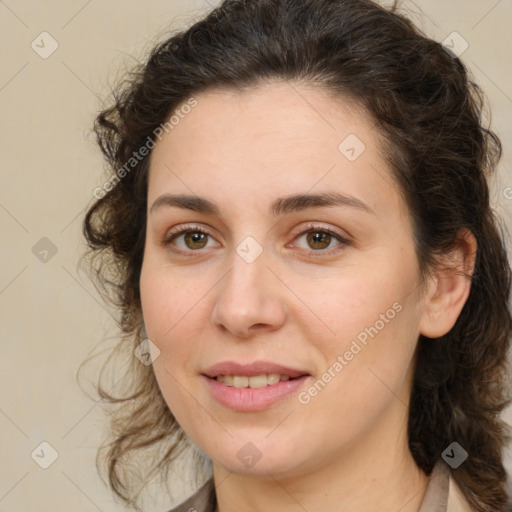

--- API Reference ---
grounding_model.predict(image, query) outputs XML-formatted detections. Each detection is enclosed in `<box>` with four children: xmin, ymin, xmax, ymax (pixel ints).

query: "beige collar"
<box><xmin>418</xmin><ymin>459</ymin><xmax>473</xmax><ymax>512</ymax></box>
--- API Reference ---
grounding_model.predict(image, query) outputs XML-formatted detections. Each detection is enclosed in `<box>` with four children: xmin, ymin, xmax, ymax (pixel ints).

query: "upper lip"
<box><xmin>202</xmin><ymin>361</ymin><xmax>310</xmax><ymax>379</ymax></box>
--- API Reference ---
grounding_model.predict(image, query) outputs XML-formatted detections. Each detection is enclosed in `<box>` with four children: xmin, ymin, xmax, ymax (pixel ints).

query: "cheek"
<box><xmin>290</xmin><ymin>267</ymin><xmax>400</xmax><ymax>347</ymax></box>
<box><xmin>298</xmin><ymin>265</ymin><xmax>419</xmax><ymax>390</ymax></box>
<box><xmin>139</xmin><ymin>263</ymin><xmax>213</xmax><ymax>400</ymax></box>
<box><xmin>140</xmin><ymin>263</ymin><xmax>205</xmax><ymax>341</ymax></box>
<box><xmin>139</xmin><ymin>266</ymin><xmax>203</xmax><ymax>418</ymax></box>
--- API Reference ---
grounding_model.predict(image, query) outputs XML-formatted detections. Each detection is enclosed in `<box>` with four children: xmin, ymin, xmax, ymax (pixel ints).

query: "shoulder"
<box><xmin>449</xmin><ymin>462</ymin><xmax>512</xmax><ymax>512</ymax></box>
<box><xmin>419</xmin><ymin>459</ymin><xmax>483</xmax><ymax>512</ymax></box>
<box><xmin>504</xmin><ymin>437</ymin><xmax>512</xmax><ymax>510</ymax></box>
<box><xmin>165</xmin><ymin>478</ymin><xmax>216</xmax><ymax>512</ymax></box>
<box><xmin>441</xmin><ymin>436</ymin><xmax>512</xmax><ymax>512</ymax></box>
<box><xmin>448</xmin><ymin>473</ymin><xmax>475</xmax><ymax>512</ymax></box>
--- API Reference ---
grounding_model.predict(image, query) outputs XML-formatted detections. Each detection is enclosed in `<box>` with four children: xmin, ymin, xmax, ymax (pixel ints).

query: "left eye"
<box><xmin>293</xmin><ymin>229</ymin><xmax>347</xmax><ymax>252</ymax></box>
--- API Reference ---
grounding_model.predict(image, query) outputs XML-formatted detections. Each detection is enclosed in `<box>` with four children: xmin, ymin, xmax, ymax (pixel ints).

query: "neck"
<box><xmin>212</xmin><ymin>403</ymin><xmax>430</xmax><ymax>512</ymax></box>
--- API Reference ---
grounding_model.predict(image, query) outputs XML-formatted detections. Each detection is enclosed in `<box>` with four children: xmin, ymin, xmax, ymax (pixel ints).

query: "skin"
<box><xmin>139</xmin><ymin>81</ymin><xmax>476</xmax><ymax>512</ymax></box>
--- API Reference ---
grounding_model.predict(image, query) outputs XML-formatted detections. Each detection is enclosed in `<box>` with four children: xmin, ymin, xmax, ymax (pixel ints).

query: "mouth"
<box><xmin>202</xmin><ymin>360</ymin><xmax>310</xmax><ymax>380</ymax></box>
<box><xmin>202</xmin><ymin>361</ymin><xmax>311</xmax><ymax>412</ymax></box>
<box><xmin>211</xmin><ymin>373</ymin><xmax>305</xmax><ymax>388</ymax></box>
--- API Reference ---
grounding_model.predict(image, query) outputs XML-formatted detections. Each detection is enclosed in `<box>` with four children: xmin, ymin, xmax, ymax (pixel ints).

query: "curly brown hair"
<box><xmin>82</xmin><ymin>0</ymin><xmax>512</xmax><ymax>510</ymax></box>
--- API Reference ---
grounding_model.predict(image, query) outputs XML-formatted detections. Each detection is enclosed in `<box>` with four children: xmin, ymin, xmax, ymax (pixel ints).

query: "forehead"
<box><xmin>147</xmin><ymin>81</ymin><xmax>405</xmax><ymax>221</ymax></box>
<box><xmin>154</xmin><ymin>80</ymin><xmax>375</xmax><ymax>151</ymax></box>
<box><xmin>151</xmin><ymin>80</ymin><xmax>376</xmax><ymax>157</ymax></box>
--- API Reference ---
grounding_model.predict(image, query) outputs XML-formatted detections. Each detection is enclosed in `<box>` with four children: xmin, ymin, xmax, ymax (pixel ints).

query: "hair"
<box><xmin>82</xmin><ymin>0</ymin><xmax>512</xmax><ymax>510</ymax></box>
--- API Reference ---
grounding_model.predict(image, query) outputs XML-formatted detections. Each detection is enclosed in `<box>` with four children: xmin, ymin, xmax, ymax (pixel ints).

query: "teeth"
<box><xmin>233</xmin><ymin>376</ymin><xmax>249</xmax><ymax>388</ymax></box>
<box><xmin>216</xmin><ymin>373</ymin><xmax>292</xmax><ymax>388</ymax></box>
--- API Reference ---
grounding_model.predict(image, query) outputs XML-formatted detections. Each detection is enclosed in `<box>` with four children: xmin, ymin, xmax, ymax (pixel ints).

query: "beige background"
<box><xmin>1</xmin><ymin>1</ymin><xmax>511</xmax><ymax>511</ymax></box>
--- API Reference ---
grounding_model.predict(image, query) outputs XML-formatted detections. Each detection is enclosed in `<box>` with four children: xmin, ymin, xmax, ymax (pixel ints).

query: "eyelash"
<box><xmin>161</xmin><ymin>223</ymin><xmax>351</xmax><ymax>257</ymax></box>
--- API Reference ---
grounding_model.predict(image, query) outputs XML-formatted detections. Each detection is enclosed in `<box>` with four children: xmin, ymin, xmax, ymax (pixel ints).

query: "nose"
<box><xmin>211</xmin><ymin>247</ymin><xmax>287</xmax><ymax>339</ymax></box>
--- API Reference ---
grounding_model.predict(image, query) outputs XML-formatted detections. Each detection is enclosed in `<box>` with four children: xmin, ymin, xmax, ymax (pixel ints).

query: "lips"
<box><xmin>204</xmin><ymin>373</ymin><xmax>312</xmax><ymax>412</ymax></box>
<box><xmin>202</xmin><ymin>360</ymin><xmax>310</xmax><ymax>379</ymax></box>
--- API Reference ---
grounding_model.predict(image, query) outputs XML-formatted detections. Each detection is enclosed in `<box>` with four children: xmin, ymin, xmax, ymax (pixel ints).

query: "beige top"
<box><xmin>166</xmin><ymin>458</ymin><xmax>499</xmax><ymax>512</ymax></box>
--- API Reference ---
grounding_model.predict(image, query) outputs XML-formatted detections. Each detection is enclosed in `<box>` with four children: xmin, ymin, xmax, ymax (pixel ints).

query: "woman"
<box><xmin>83</xmin><ymin>0</ymin><xmax>512</xmax><ymax>511</ymax></box>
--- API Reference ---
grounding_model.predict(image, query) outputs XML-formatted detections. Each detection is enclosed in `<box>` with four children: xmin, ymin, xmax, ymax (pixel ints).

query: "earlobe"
<box><xmin>419</xmin><ymin>229</ymin><xmax>477</xmax><ymax>339</ymax></box>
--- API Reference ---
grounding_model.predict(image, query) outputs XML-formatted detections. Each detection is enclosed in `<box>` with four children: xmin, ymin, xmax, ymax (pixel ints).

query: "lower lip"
<box><xmin>204</xmin><ymin>375</ymin><xmax>311</xmax><ymax>412</ymax></box>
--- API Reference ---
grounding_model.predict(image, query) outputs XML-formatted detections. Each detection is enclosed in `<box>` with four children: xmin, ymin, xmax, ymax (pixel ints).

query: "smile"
<box><xmin>204</xmin><ymin>374</ymin><xmax>311</xmax><ymax>412</ymax></box>
<box><xmin>215</xmin><ymin>373</ymin><xmax>292</xmax><ymax>388</ymax></box>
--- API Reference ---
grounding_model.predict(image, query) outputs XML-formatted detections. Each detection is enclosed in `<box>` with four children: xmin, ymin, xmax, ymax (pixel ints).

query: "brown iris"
<box><xmin>307</xmin><ymin>231</ymin><xmax>331</xmax><ymax>250</ymax></box>
<box><xmin>184</xmin><ymin>231</ymin><xmax>208</xmax><ymax>250</ymax></box>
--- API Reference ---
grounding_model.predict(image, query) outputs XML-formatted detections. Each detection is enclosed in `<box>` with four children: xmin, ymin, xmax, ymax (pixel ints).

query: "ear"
<box><xmin>419</xmin><ymin>228</ymin><xmax>477</xmax><ymax>339</ymax></box>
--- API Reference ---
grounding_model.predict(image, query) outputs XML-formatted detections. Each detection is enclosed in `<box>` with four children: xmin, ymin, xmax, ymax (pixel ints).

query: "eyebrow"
<box><xmin>149</xmin><ymin>191</ymin><xmax>375</xmax><ymax>217</ymax></box>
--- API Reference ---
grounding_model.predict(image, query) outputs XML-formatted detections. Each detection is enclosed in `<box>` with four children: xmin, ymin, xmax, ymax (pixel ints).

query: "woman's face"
<box><xmin>140</xmin><ymin>82</ymin><xmax>429</xmax><ymax>478</ymax></box>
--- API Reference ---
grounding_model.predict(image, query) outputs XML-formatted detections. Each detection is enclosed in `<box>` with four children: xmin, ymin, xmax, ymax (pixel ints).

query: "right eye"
<box><xmin>162</xmin><ymin>225</ymin><xmax>220</xmax><ymax>253</ymax></box>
